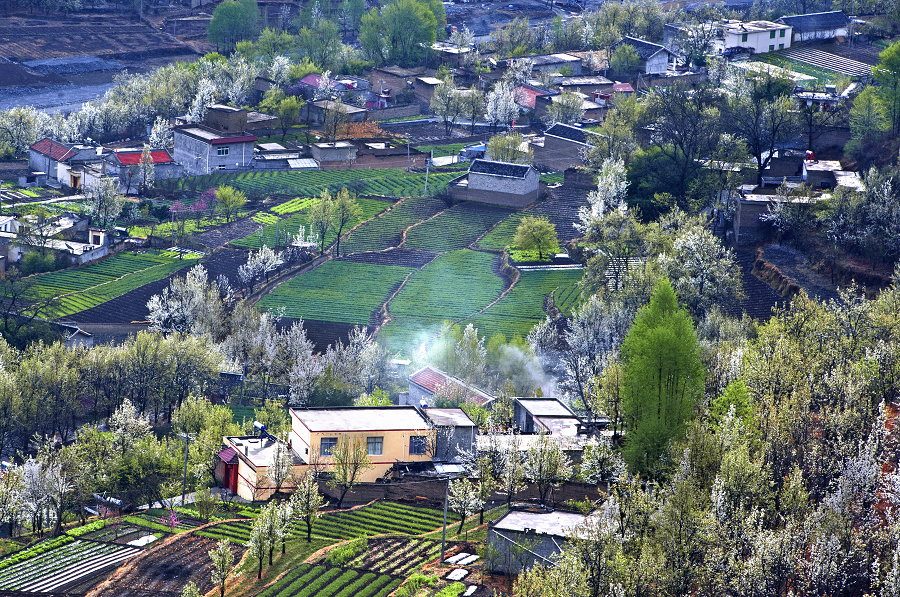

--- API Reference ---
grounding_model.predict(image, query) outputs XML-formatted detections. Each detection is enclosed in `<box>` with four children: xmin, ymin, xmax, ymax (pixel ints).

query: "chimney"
<box><xmin>244</xmin><ymin>445</ymin><xmax>248</xmax><ymax>456</ymax></box>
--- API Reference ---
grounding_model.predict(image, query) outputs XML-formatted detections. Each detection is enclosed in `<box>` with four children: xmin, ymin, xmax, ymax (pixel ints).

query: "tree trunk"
<box><xmin>258</xmin><ymin>555</ymin><xmax>263</xmax><ymax>579</ymax></box>
<box><xmin>458</xmin><ymin>514</ymin><xmax>465</xmax><ymax>534</ymax></box>
<box><xmin>307</xmin><ymin>519</ymin><xmax>313</xmax><ymax>542</ymax></box>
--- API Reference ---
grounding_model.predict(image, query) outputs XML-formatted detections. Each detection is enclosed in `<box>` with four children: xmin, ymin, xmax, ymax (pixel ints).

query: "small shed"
<box><xmin>776</xmin><ymin>11</ymin><xmax>849</xmax><ymax>43</ymax></box>
<box><xmin>487</xmin><ymin>509</ymin><xmax>593</xmax><ymax>574</ymax></box>
<box><xmin>423</xmin><ymin>407</ymin><xmax>478</xmax><ymax>460</ymax></box>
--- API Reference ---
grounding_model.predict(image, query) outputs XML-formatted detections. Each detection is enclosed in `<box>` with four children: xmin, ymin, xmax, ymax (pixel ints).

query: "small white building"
<box><xmin>723</xmin><ymin>20</ymin><xmax>792</xmax><ymax>53</ymax></box>
<box><xmin>610</xmin><ymin>37</ymin><xmax>676</xmax><ymax>75</ymax></box>
<box><xmin>449</xmin><ymin>159</ymin><xmax>541</xmax><ymax>207</ymax></box>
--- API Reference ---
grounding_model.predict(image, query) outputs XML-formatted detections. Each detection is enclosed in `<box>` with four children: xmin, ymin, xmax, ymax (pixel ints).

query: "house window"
<box><xmin>770</xmin><ymin>30</ymin><xmax>776</xmax><ymax>38</ymax></box>
<box><xmin>217</xmin><ymin>146</ymin><xmax>229</xmax><ymax>156</ymax></box>
<box><xmin>320</xmin><ymin>437</ymin><xmax>337</xmax><ymax>456</ymax></box>
<box><xmin>780</xmin><ymin>29</ymin><xmax>785</xmax><ymax>37</ymax></box>
<box><xmin>410</xmin><ymin>436</ymin><xmax>427</xmax><ymax>455</ymax></box>
<box><xmin>779</xmin><ymin>43</ymin><xmax>784</xmax><ymax>49</ymax></box>
<box><xmin>367</xmin><ymin>436</ymin><xmax>383</xmax><ymax>456</ymax></box>
<box><xmin>769</xmin><ymin>44</ymin><xmax>775</xmax><ymax>52</ymax></box>
<box><xmin>92</xmin><ymin>234</ymin><xmax>101</xmax><ymax>245</ymax></box>
<box><xmin>741</xmin><ymin>33</ymin><xmax>748</xmax><ymax>42</ymax></box>
<box><xmin>217</xmin><ymin>165</ymin><xmax>226</xmax><ymax>170</ymax></box>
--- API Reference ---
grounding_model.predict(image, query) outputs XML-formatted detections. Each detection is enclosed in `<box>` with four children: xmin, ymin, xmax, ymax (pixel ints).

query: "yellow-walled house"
<box><xmin>290</xmin><ymin>406</ymin><xmax>434</xmax><ymax>483</ymax></box>
<box><xmin>217</xmin><ymin>406</ymin><xmax>436</xmax><ymax>501</ymax></box>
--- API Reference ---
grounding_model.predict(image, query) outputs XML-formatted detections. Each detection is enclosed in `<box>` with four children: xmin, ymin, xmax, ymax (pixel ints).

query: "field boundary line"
<box><xmin>396</xmin><ymin>204</ymin><xmax>449</xmax><ymax>249</ymax></box>
<box><xmin>452</xmin><ymin>253</ymin><xmax>521</xmax><ymax>328</ymax></box>
<box><xmin>250</xmin><ymin>254</ymin><xmax>332</xmax><ymax>304</ymax></box>
<box><xmin>373</xmin><ymin>254</ymin><xmax>438</xmax><ymax>334</ymax></box>
<box><xmin>334</xmin><ymin>196</ymin><xmax>406</xmax><ymax>252</ymax></box>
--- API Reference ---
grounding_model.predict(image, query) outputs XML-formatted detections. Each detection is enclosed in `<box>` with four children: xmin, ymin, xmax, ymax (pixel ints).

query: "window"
<box><xmin>770</xmin><ymin>30</ymin><xmax>776</xmax><ymax>38</ymax></box>
<box><xmin>779</xmin><ymin>43</ymin><xmax>784</xmax><ymax>49</ymax></box>
<box><xmin>367</xmin><ymin>436</ymin><xmax>383</xmax><ymax>456</ymax></box>
<box><xmin>410</xmin><ymin>436</ymin><xmax>427</xmax><ymax>455</ymax></box>
<box><xmin>780</xmin><ymin>28</ymin><xmax>785</xmax><ymax>37</ymax></box>
<box><xmin>320</xmin><ymin>437</ymin><xmax>337</xmax><ymax>456</ymax></box>
<box><xmin>741</xmin><ymin>33</ymin><xmax>748</xmax><ymax>42</ymax></box>
<box><xmin>217</xmin><ymin>165</ymin><xmax>226</xmax><ymax>170</ymax></box>
<box><xmin>769</xmin><ymin>44</ymin><xmax>775</xmax><ymax>52</ymax></box>
<box><xmin>217</xmin><ymin>146</ymin><xmax>229</xmax><ymax>156</ymax></box>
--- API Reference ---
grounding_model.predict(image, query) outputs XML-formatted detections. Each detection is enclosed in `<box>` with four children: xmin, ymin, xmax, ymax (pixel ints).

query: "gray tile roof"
<box><xmin>612</xmin><ymin>37</ymin><xmax>670</xmax><ymax>60</ymax></box>
<box><xmin>469</xmin><ymin>159</ymin><xmax>531</xmax><ymax>178</ymax></box>
<box><xmin>544</xmin><ymin>123</ymin><xmax>601</xmax><ymax>145</ymax></box>
<box><xmin>776</xmin><ymin>11</ymin><xmax>848</xmax><ymax>32</ymax></box>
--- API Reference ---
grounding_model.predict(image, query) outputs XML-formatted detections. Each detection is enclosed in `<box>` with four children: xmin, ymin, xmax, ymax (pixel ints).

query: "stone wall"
<box><xmin>368</xmin><ymin>103</ymin><xmax>422</xmax><ymax>122</ymax></box>
<box><xmin>535</xmin><ymin>136</ymin><xmax>587</xmax><ymax>171</ymax></box>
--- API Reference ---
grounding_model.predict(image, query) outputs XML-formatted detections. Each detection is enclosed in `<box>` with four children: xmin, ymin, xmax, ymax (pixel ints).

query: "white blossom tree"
<box><xmin>448</xmin><ymin>479</ymin><xmax>483</xmax><ymax>540</ymax></box>
<box><xmin>580</xmin><ymin>157</ymin><xmax>628</xmax><ymax>228</ymax></box>
<box><xmin>148</xmin><ymin>116</ymin><xmax>173</xmax><ymax>149</ymax></box>
<box><xmin>109</xmin><ymin>398</ymin><xmax>152</xmax><ymax>454</ymax></box>
<box><xmin>292</xmin><ymin>470</ymin><xmax>325</xmax><ymax>542</ymax></box>
<box><xmin>525</xmin><ymin>433</ymin><xmax>573</xmax><ymax>505</ymax></box>
<box><xmin>485</xmin><ymin>83</ymin><xmax>520</xmax><ymax>130</ymax></box>
<box><xmin>208</xmin><ymin>538</ymin><xmax>234</xmax><ymax>597</ymax></box>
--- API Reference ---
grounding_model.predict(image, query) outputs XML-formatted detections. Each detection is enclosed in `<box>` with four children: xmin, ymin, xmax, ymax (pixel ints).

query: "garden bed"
<box><xmin>253</xmin><ymin>563</ymin><xmax>401</xmax><ymax>597</ymax></box>
<box><xmin>316</xmin><ymin>537</ymin><xmax>447</xmax><ymax>577</ymax></box>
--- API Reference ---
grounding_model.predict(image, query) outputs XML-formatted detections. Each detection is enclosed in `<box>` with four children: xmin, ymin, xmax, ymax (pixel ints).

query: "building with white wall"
<box><xmin>172</xmin><ymin>125</ymin><xmax>257</xmax><ymax>176</ymax></box>
<box><xmin>723</xmin><ymin>20</ymin><xmax>792</xmax><ymax>54</ymax></box>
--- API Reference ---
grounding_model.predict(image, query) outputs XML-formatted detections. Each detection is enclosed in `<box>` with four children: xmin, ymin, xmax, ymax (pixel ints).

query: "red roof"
<box><xmin>612</xmin><ymin>83</ymin><xmax>634</xmax><ymax>93</ymax></box>
<box><xmin>218</xmin><ymin>447</ymin><xmax>238</xmax><ymax>464</ymax></box>
<box><xmin>113</xmin><ymin>150</ymin><xmax>174</xmax><ymax>166</ymax></box>
<box><xmin>409</xmin><ymin>366</ymin><xmax>450</xmax><ymax>393</ymax></box>
<box><xmin>30</xmin><ymin>138</ymin><xmax>75</xmax><ymax>162</ymax></box>
<box><xmin>514</xmin><ymin>85</ymin><xmax>551</xmax><ymax>109</ymax></box>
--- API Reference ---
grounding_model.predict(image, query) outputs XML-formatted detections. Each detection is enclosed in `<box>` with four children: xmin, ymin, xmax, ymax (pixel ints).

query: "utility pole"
<box><xmin>440</xmin><ymin>476</ymin><xmax>450</xmax><ymax>563</ymax></box>
<box><xmin>407</xmin><ymin>135</ymin><xmax>411</xmax><ymax>172</ymax></box>
<box><xmin>178</xmin><ymin>432</ymin><xmax>194</xmax><ymax>506</ymax></box>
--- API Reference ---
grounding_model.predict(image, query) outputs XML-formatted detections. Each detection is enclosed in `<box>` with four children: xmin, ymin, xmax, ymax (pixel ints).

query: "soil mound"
<box><xmin>0</xmin><ymin>56</ymin><xmax>67</xmax><ymax>88</ymax></box>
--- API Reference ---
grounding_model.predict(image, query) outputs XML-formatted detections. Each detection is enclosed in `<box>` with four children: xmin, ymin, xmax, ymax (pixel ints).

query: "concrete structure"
<box><xmin>407</xmin><ymin>365</ymin><xmax>494</xmax><ymax>407</ymax></box>
<box><xmin>423</xmin><ymin>408</ymin><xmax>477</xmax><ymax>461</ymax></box>
<box><xmin>218</xmin><ymin>434</ymin><xmax>305</xmax><ymax>501</ymax></box>
<box><xmin>512</xmin><ymin>398</ymin><xmax>581</xmax><ymax>435</ymax></box>
<box><xmin>253</xmin><ymin>142</ymin><xmax>304</xmax><ymax>170</ymax></box>
<box><xmin>449</xmin><ymin>159</ymin><xmax>540</xmax><ymax>207</ymax></box>
<box><xmin>534</xmin><ymin>92</ymin><xmax>605</xmax><ymax>123</ymax></box>
<box><xmin>172</xmin><ymin>125</ymin><xmax>257</xmax><ymax>175</ymax></box>
<box><xmin>415</xmin><ymin>76</ymin><xmax>443</xmax><ymax>104</ymax></box>
<box><xmin>487</xmin><ymin>509</ymin><xmax>592</xmax><ymax>574</ymax></box>
<box><xmin>369</xmin><ymin>66</ymin><xmax>420</xmax><ymax>101</ymax></box>
<box><xmin>310</xmin><ymin>142</ymin><xmax>358</xmax><ymax>165</ymax></box>
<box><xmin>290</xmin><ymin>407</ymin><xmax>433</xmax><ymax>483</ymax></box>
<box><xmin>534</xmin><ymin>123</ymin><xmax>602</xmax><ymax>171</ymax></box>
<box><xmin>557</xmin><ymin>75</ymin><xmax>615</xmax><ymax>95</ymax></box>
<box><xmin>802</xmin><ymin>159</ymin><xmax>844</xmax><ymax>189</ymax></box>
<box><xmin>304</xmin><ymin>100</ymin><xmax>368</xmax><ymax>125</ymax></box>
<box><xmin>776</xmin><ymin>11</ymin><xmax>849</xmax><ymax>43</ymax></box>
<box><xmin>610</xmin><ymin>37</ymin><xmax>676</xmax><ymax>75</ymax></box>
<box><xmin>723</xmin><ymin>20</ymin><xmax>792</xmax><ymax>53</ymax></box>
<box><xmin>523</xmin><ymin>53</ymin><xmax>583</xmax><ymax>75</ymax></box>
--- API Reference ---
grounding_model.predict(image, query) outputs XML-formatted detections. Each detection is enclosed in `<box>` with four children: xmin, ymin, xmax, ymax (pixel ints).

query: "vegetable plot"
<box><xmin>256</xmin><ymin>564</ymin><xmax>401</xmax><ymax>597</ymax></box>
<box><xmin>324</xmin><ymin>537</ymin><xmax>443</xmax><ymax>576</ymax></box>
<box><xmin>404</xmin><ymin>203</ymin><xmax>514</xmax><ymax>253</ymax></box>
<box><xmin>336</xmin><ymin>195</ymin><xmax>447</xmax><ymax>255</ymax></box>
<box><xmin>379</xmin><ymin>250</ymin><xmax>505</xmax><ymax>352</ymax></box>
<box><xmin>258</xmin><ymin>261</ymin><xmax>416</xmax><ymax>325</ymax></box>
<box><xmin>466</xmin><ymin>269</ymin><xmax>584</xmax><ymax>340</ymax></box>
<box><xmin>0</xmin><ymin>540</ymin><xmax>141</xmax><ymax>593</ymax></box>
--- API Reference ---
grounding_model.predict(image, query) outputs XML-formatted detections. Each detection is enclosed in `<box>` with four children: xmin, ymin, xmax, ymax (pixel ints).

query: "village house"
<box><xmin>534</xmin><ymin>92</ymin><xmax>605</xmax><ymax>123</ymax></box>
<box><xmin>303</xmin><ymin>100</ymin><xmax>368</xmax><ymax>126</ymax></box>
<box><xmin>511</xmin><ymin>397</ymin><xmax>582</xmax><ymax>436</ymax></box>
<box><xmin>610</xmin><ymin>37</ymin><xmax>677</xmax><ymax>75</ymax></box>
<box><xmin>523</xmin><ymin>53</ymin><xmax>583</xmax><ymax>76</ymax></box>
<box><xmin>487</xmin><ymin>508</ymin><xmax>593</xmax><ymax>574</ymax></box>
<box><xmin>28</xmin><ymin>138</ymin><xmax>111</xmax><ymax>189</ymax></box>
<box><xmin>533</xmin><ymin>123</ymin><xmax>602</xmax><ymax>171</ymax></box>
<box><xmin>405</xmin><ymin>364</ymin><xmax>494</xmax><ymax>408</ymax></box>
<box><xmin>172</xmin><ymin>125</ymin><xmax>257</xmax><ymax>176</ymax></box>
<box><xmin>369</xmin><ymin>66</ymin><xmax>421</xmax><ymax>101</ymax></box>
<box><xmin>0</xmin><ymin>162</ymin><xmax>46</xmax><ymax>189</ymax></box>
<box><xmin>448</xmin><ymin>159</ymin><xmax>541</xmax><ymax>208</ymax></box>
<box><xmin>557</xmin><ymin>75</ymin><xmax>615</xmax><ymax>95</ymax></box>
<box><xmin>422</xmin><ymin>407</ymin><xmax>478</xmax><ymax>461</ymax></box>
<box><xmin>723</xmin><ymin>20</ymin><xmax>793</xmax><ymax>53</ymax></box>
<box><xmin>776</xmin><ymin>11</ymin><xmax>850</xmax><ymax>43</ymax></box>
<box><xmin>104</xmin><ymin>148</ymin><xmax>183</xmax><ymax>186</ymax></box>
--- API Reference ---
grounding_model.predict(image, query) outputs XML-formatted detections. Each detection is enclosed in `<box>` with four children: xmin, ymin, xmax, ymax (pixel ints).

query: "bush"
<box><xmin>19</xmin><ymin>252</ymin><xmax>58</xmax><ymax>276</ymax></box>
<box><xmin>396</xmin><ymin>573</ymin><xmax>438</xmax><ymax>597</ymax></box>
<box><xmin>66</xmin><ymin>519</ymin><xmax>106</xmax><ymax>537</ymax></box>
<box><xmin>435</xmin><ymin>582</ymin><xmax>466</xmax><ymax>597</ymax></box>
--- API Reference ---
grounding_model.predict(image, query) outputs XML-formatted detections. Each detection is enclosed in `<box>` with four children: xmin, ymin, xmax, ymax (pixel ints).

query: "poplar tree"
<box><xmin>620</xmin><ymin>279</ymin><xmax>703</xmax><ymax>479</ymax></box>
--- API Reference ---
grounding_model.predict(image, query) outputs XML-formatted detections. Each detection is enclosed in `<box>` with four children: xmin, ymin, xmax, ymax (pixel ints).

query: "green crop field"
<box><xmin>11</xmin><ymin>251</ymin><xmax>198</xmax><ymax>318</ymax></box>
<box><xmin>232</xmin><ymin>198</ymin><xmax>396</xmax><ymax>250</ymax></box>
<box><xmin>258</xmin><ymin>261</ymin><xmax>415</xmax><ymax>324</ymax></box>
<box><xmin>379</xmin><ymin>250</ymin><xmax>504</xmax><ymax>353</ymax></box>
<box><xmin>404</xmin><ymin>203</ymin><xmax>514</xmax><ymax>253</ymax></box>
<box><xmin>540</xmin><ymin>172</ymin><xmax>564</xmax><ymax>184</ymax></box>
<box><xmin>477</xmin><ymin>212</ymin><xmax>526</xmax><ymax>251</ymax></box>
<box><xmin>340</xmin><ymin>195</ymin><xmax>447</xmax><ymax>254</ymax></box>
<box><xmin>466</xmin><ymin>269</ymin><xmax>583</xmax><ymax>340</ymax></box>
<box><xmin>162</xmin><ymin>168</ymin><xmax>465</xmax><ymax>199</ymax></box>
<box><xmin>753</xmin><ymin>53</ymin><xmax>844</xmax><ymax>84</ymax></box>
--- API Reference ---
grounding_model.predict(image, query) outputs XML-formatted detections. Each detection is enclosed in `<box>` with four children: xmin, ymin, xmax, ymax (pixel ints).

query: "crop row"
<box><xmin>258</xmin><ymin>261</ymin><xmax>414</xmax><ymax>325</ymax></box>
<box><xmin>554</xmin><ymin>279</ymin><xmax>584</xmax><ymax>316</ymax></box>
<box><xmin>339</xmin><ymin>195</ymin><xmax>447</xmax><ymax>254</ymax></box>
<box><xmin>311</xmin><ymin>502</ymin><xmax>446</xmax><ymax>539</ymax></box>
<box><xmin>232</xmin><ymin>198</ymin><xmax>394</xmax><ymax>250</ymax></box>
<box><xmin>466</xmin><ymin>268</ymin><xmax>584</xmax><ymax>341</ymax></box>
<box><xmin>379</xmin><ymin>250</ymin><xmax>504</xmax><ymax>353</ymax></box>
<box><xmin>0</xmin><ymin>539</ymin><xmax>128</xmax><ymax>589</ymax></box>
<box><xmin>345</xmin><ymin>538</ymin><xmax>441</xmax><ymax>576</ymax></box>
<box><xmin>0</xmin><ymin>534</ymin><xmax>73</xmax><ymax>570</ymax></box>
<box><xmin>404</xmin><ymin>203</ymin><xmax>514</xmax><ymax>254</ymax></box>
<box><xmin>257</xmin><ymin>564</ymin><xmax>400</xmax><ymax>597</ymax></box>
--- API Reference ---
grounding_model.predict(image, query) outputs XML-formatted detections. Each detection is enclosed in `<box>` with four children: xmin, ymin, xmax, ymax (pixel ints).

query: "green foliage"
<box><xmin>621</xmin><ymin>279</ymin><xmax>704</xmax><ymax>478</ymax></box>
<box><xmin>355</xmin><ymin>387</ymin><xmax>392</xmax><ymax>406</ymax></box>
<box><xmin>258</xmin><ymin>260</ymin><xmax>415</xmax><ymax>324</ymax></box>
<box><xmin>405</xmin><ymin>203</ymin><xmax>515</xmax><ymax>253</ymax></box>
<box><xmin>207</xmin><ymin>0</ymin><xmax>260</xmax><ymax>50</ymax></box>
<box><xmin>609</xmin><ymin>43</ymin><xmax>641</xmax><ymax>74</ymax></box>
<box><xmin>436</xmin><ymin>582</ymin><xmax>467</xmax><ymax>597</ymax></box>
<box><xmin>216</xmin><ymin>185</ymin><xmax>248</xmax><ymax>223</ymax></box>
<box><xmin>513</xmin><ymin>215</ymin><xmax>559</xmax><ymax>261</ymax></box>
<box><xmin>487</xmin><ymin>132</ymin><xmax>533</xmax><ymax>164</ymax></box>
<box><xmin>0</xmin><ymin>536</ymin><xmax>74</xmax><ymax>571</ymax></box>
<box><xmin>396</xmin><ymin>573</ymin><xmax>438</xmax><ymax>597</ymax></box>
<box><xmin>325</xmin><ymin>537</ymin><xmax>368</xmax><ymax>566</ymax></box>
<box><xmin>66</xmin><ymin>519</ymin><xmax>106</xmax><ymax>537</ymax></box>
<box><xmin>359</xmin><ymin>0</ymin><xmax>443</xmax><ymax>66</ymax></box>
<box><xmin>873</xmin><ymin>40</ymin><xmax>900</xmax><ymax>134</ymax></box>
<box><xmin>710</xmin><ymin>380</ymin><xmax>753</xmax><ymax>429</ymax></box>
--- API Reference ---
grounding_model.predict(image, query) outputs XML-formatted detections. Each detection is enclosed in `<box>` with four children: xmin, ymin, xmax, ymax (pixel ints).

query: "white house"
<box><xmin>723</xmin><ymin>20</ymin><xmax>792</xmax><ymax>53</ymax></box>
<box><xmin>449</xmin><ymin>159</ymin><xmax>541</xmax><ymax>207</ymax></box>
<box><xmin>610</xmin><ymin>37</ymin><xmax>676</xmax><ymax>74</ymax></box>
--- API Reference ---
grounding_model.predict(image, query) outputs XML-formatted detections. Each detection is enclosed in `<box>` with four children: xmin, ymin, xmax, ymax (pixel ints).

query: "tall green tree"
<box><xmin>874</xmin><ymin>40</ymin><xmax>900</xmax><ymax>134</ymax></box>
<box><xmin>332</xmin><ymin>187</ymin><xmax>361</xmax><ymax>257</ymax></box>
<box><xmin>359</xmin><ymin>0</ymin><xmax>442</xmax><ymax>66</ymax></box>
<box><xmin>620</xmin><ymin>279</ymin><xmax>704</xmax><ymax>478</ymax></box>
<box><xmin>207</xmin><ymin>0</ymin><xmax>260</xmax><ymax>51</ymax></box>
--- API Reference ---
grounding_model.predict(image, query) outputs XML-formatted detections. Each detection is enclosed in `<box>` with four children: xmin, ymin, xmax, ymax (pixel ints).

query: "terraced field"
<box><xmin>163</xmin><ymin>168</ymin><xmax>465</xmax><ymax>199</ymax></box>
<box><xmin>340</xmin><ymin>195</ymin><xmax>447</xmax><ymax>254</ymax></box>
<box><xmin>254</xmin><ymin>564</ymin><xmax>401</xmax><ymax>597</ymax></box>
<box><xmin>466</xmin><ymin>269</ymin><xmax>584</xmax><ymax>339</ymax></box>
<box><xmin>232</xmin><ymin>197</ymin><xmax>396</xmax><ymax>250</ymax></box>
<box><xmin>13</xmin><ymin>251</ymin><xmax>199</xmax><ymax>318</ymax></box>
<box><xmin>404</xmin><ymin>203</ymin><xmax>514</xmax><ymax>253</ymax></box>
<box><xmin>258</xmin><ymin>261</ymin><xmax>416</xmax><ymax>325</ymax></box>
<box><xmin>379</xmin><ymin>250</ymin><xmax>505</xmax><ymax>352</ymax></box>
<box><xmin>478</xmin><ymin>186</ymin><xmax>589</xmax><ymax>251</ymax></box>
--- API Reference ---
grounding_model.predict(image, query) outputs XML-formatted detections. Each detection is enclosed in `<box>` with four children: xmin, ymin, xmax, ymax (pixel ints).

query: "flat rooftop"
<box><xmin>424</xmin><ymin>408</ymin><xmax>476</xmax><ymax>427</ymax></box>
<box><xmin>291</xmin><ymin>406</ymin><xmax>431</xmax><ymax>432</ymax></box>
<box><xmin>493</xmin><ymin>509</ymin><xmax>589</xmax><ymax>537</ymax></box>
<box><xmin>226</xmin><ymin>435</ymin><xmax>304</xmax><ymax>468</ymax></box>
<box><xmin>724</xmin><ymin>20</ymin><xmax>789</xmax><ymax>33</ymax></box>
<box><xmin>518</xmin><ymin>399</ymin><xmax>577</xmax><ymax>417</ymax></box>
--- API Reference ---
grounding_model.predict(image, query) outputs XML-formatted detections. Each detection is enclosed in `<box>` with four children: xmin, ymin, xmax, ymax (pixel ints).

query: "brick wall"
<box><xmin>535</xmin><ymin>136</ymin><xmax>587</xmax><ymax>171</ymax></box>
<box><xmin>807</xmin><ymin>125</ymin><xmax>851</xmax><ymax>152</ymax></box>
<box><xmin>369</xmin><ymin>104</ymin><xmax>422</xmax><ymax>122</ymax></box>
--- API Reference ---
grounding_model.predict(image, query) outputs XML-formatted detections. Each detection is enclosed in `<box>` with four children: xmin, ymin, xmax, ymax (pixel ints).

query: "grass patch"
<box><xmin>227</xmin><ymin>537</ymin><xmax>336</xmax><ymax>597</ymax></box>
<box><xmin>753</xmin><ymin>52</ymin><xmax>847</xmax><ymax>85</ymax></box>
<box><xmin>414</xmin><ymin>143</ymin><xmax>468</xmax><ymax>157</ymax></box>
<box><xmin>258</xmin><ymin>260</ymin><xmax>415</xmax><ymax>324</ymax></box>
<box><xmin>404</xmin><ymin>203</ymin><xmax>514</xmax><ymax>253</ymax></box>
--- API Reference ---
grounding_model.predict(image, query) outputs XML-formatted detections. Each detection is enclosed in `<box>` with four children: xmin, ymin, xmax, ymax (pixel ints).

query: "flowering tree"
<box><xmin>208</xmin><ymin>538</ymin><xmax>234</xmax><ymax>597</ymax></box>
<box><xmin>109</xmin><ymin>398</ymin><xmax>151</xmax><ymax>454</ymax></box>
<box><xmin>525</xmin><ymin>433</ymin><xmax>573</xmax><ymax>505</ymax></box>
<box><xmin>292</xmin><ymin>470</ymin><xmax>325</xmax><ymax>542</ymax></box>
